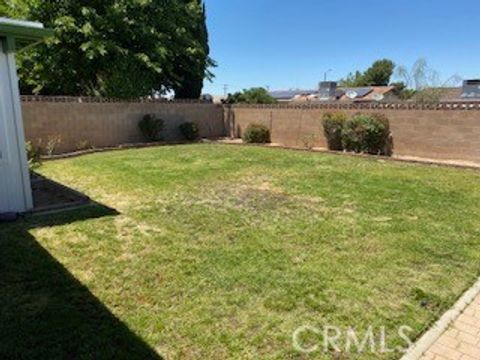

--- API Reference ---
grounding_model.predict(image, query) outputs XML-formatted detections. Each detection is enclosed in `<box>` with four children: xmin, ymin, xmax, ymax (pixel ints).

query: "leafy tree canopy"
<box><xmin>340</xmin><ymin>59</ymin><xmax>395</xmax><ymax>87</ymax></box>
<box><xmin>2</xmin><ymin>0</ymin><xmax>214</xmax><ymax>98</ymax></box>
<box><xmin>225</xmin><ymin>88</ymin><xmax>277</xmax><ymax>104</ymax></box>
<box><xmin>173</xmin><ymin>0</ymin><xmax>215</xmax><ymax>99</ymax></box>
<box><xmin>390</xmin><ymin>81</ymin><xmax>416</xmax><ymax>100</ymax></box>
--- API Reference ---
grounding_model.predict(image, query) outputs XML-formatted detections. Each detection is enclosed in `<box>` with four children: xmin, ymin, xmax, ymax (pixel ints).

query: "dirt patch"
<box><xmin>157</xmin><ymin>177</ymin><xmax>328</xmax><ymax>216</ymax></box>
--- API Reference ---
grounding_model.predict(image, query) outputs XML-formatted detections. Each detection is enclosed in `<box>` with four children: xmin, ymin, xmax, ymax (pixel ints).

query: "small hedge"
<box><xmin>242</xmin><ymin>124</ymin><xmax>271</xmax><ymax>143</ymax></box>
<box><xmin>26</xmin><ymin>141</ymin><xmax>42</xmax><ymax>169</ymax></box>
<box><xmin>341</xmin><ymin>113</ymin><xmax>392</xmax><ymax>155</ymax></box>
<box><xmin>138</xmin><ymin>114</ymin><xmax>164</xmax><ymax>141</ymax></box>
<box><xmin>179</xmin><ymin>122</ymin><xmax>200</xmax><ymax>141</ymax></box>
<box><xmin>322</xmin><ymin>112</ymin><xmax>347</xmax><ymax>151</ymax></box>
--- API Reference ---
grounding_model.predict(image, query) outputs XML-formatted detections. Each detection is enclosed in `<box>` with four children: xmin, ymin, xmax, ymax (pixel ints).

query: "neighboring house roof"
<box><xmin>411</xmin><ymin>87</ymin><xmax>462</xmax><ymax>102</ymax></box>
<box><xmin>272</xmin><ymin>85</ymin><xmax>480</xmax><ymax>103</ymax></box>
<box><xmin>270</xmin><ymin>86</ymin><xmax>397</xmax><ymax>102</ymax></box>
<box><xmin>269</xmin><ymin>89</ymin><xmax>317</xmax><ymax>100</ymax></box>
<box><xmin>413</xmin><ymin>87</ymin><xmax>480</xmax><ymax>102</ymax></box>
<box><xmin>339</xmin><ymin>87</ymin><xmax>374</xmax><ymax>99</ymax></box>
<box><xmin>339</xmin><ymin>86</ymin><xmax>396</xmax><ymax>102</ymax></box>
<box><xmin>212</xmin><ymin>95</ymin><xmax>226</xmax><ymax>104</ymax></box>
<box><xmin>437</xmin><ymin>87</ymin><xmax>463</xmax><ymax>100</ymax></box>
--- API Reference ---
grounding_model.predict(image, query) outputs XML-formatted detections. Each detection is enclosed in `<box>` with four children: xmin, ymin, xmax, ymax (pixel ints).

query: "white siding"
<box><xmin>0</xmin><ymin>43</ymin><xmax>32</xmax><ymax>213</ymax></box>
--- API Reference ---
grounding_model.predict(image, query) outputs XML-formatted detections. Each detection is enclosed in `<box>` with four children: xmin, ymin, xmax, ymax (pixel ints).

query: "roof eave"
<box><xmin>0</xmin><ymin>23</ymin><xmax>53</xmax><ymax>51</ymax></box>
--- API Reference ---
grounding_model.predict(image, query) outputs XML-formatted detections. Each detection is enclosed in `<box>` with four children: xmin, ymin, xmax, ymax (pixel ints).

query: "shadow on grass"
<box><xmin>0</xmin><ymin>205</ymin><xmax>163</xmax><ymax>360</ymax></box>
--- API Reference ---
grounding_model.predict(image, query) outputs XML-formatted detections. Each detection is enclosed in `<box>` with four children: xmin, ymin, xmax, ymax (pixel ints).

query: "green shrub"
<box><xmin>322</xmin><ymin>112</ymin><xmax>347</xmax><ymax>151</ymax></box>
<box><xmin>138</xmin><ymin>114</ymin><xmax>164</xmax><ymax>141</ymax></box>
<box><xmin>179</xmin><ymin>122</ymin><xmax>200</xmax><ymax>141</ymax></box>
<box><xmin>242</xmin><ymin>124</ymin><xmax>271</xmax><ymax>144</ymax></box>
<box><xmin>26</xmin><ymin>141</ymin><xmax>42</xmax><ymax>169</ymax></box>
<box><xmin>342</xmin><ymin>113</ymin><xmax>392</xmax><ymax>155</ymax></box>
<box><xmin>370</xmin><ymin>113</ymin><xmax>393</xmax><ymax>156</ymax></box>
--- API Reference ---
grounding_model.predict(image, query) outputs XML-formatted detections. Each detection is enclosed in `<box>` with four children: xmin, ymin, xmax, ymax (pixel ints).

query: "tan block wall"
<box><xmin>22</xmin><ymin>101</ymin><xmax>225</xmax><ymax>153</ymax></box>
<box><xmin>224</xmin><ymin>105</ymin><xmax>480</xmax><ymax>163</ymax></box>
<box><xmin>21</xmin><ymin>98</ymin><xmax>480</xmax><ymax>163</ymax></box>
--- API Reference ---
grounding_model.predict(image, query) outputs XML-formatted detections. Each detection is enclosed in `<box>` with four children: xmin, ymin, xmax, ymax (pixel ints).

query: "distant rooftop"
<box><xmin>270</xmin><ymin>85</ymin><xmax>396</xmax><ymax>102</ymax></box>
<box><xmin>269</xmin><ymin>89</ymin><xmax>318</xmax><ymax>100</ymax></box>
<box><xmin>413</xmin><ymin>85</ymin><xmax>480</xmax><ymax>102</ymax></box>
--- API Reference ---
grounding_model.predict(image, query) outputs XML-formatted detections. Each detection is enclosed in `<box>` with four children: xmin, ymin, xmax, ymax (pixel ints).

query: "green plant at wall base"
<box><xmin>369</xmin><ymin>113</ymin><xmax>394</xmax><ymax>156</ymax></box>
<box><xmin>26</xmin><ymin>141</ymin><xmax>42</xmax><ymax>169</ymax></box>
<box><xmin>179</xmin><ymin>122</ymin><xmax>200</xmax><ymax>141</ymax></box>
<box><xmin>138</xmin><ymin>114</ymin><xmax>164</xmax><ymax>142</ymax></box>
<box><xmin>242</xmin><ymin>124</ymin><xmax>271</xmax><ymax>144</ymax></box>
<box><xmin>45</xmin><ymin>134</ymin><xmax>62</xmax><ymax>156</ymax></box>
<box><xmin>342</xmin><ymin>114</ymin><xmax>392</xmax><ymax>155</ymax></box>
<box><xmin>322</xmin><ymin>112</ymin><xmax>348</xmax><ymax>151</ymax></box>
<box><xmin>301</xmin><ymin>134</ymin><xmax>316</xmax><ymax>150</ymax></box>
<box><xmin>76</xmin><ymin>140</ymin><xmax>94</xmax><ymax>151</ymax></box>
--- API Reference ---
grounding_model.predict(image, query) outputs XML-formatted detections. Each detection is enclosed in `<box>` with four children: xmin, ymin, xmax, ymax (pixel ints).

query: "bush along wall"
<box><xmin>322</xmin><ymin>112</ymin><xmax>348</xmax><ymax>151</ymax></box>
<box><xmin>242</xmin><ymin>124</ymin><xmax>271</xmax><ymax>143</ymax></box>
<box><xmin>341</xmin><ymin>113</ymin><xmax>393</xmax><ymax>156</ymax></box>
<box><xmin>138</xmin><ymin>114</ymin><xmax>165</xmax><ymax>141</ymax></box>
<box><xmin>179</xmin><ymin>122</ymin><xmax>200</xmax><ymax>141</ymax></box>
<box><xmin>321</xmin><ymin>112</ymin><xmax>393</xmax><ymax>156</ymax></box>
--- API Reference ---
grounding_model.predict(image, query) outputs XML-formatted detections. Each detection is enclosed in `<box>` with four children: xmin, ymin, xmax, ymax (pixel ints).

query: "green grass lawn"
<box><xmin>1</xmin><ymin>144</ymin><xmax>480</xmax><ymax>359</ymax></box>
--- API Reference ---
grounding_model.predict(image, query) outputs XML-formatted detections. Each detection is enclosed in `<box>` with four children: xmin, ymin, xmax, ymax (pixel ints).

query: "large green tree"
<box><xmin>362</xmin><ymin>59</ymin><xmax>395</xmax><ymax>86</ymax></box>
<box><xmin>173</xmin><ymin>0</ymin><xmax>214</xmax><ymax>99</ymax></box>
<box><xmin>2</xmin><ymin>0</ymin><xmax>213</xmax><ymax>98</ymax></box>
<box><xmin>225</xmin><ymin>87</ymin><xmax>277</xmax><ymax>104</ymax></box>
<box><xmin>340</xmin><ymin>59</ymin><xmax>395</xmax><ymax>87</ymax></box>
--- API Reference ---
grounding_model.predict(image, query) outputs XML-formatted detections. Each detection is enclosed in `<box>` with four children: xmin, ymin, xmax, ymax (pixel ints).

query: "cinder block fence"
<box><xmin>225</xmin><ymin>103</ymin><xmax>480</xmax><ymax>163</ymax></box>
<box><xmin>22</xmin><ymin>97</ymin><xmax>225</xmax><ymax>154</ymax></box>
<box><xmin>21</xmin><ymin>96</ymin><xmax>480</xmax><ymax>164</ymax></box>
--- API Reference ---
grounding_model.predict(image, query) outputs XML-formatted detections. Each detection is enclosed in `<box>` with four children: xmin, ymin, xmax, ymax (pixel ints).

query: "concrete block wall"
<box><xmin>224</xmin><ymin>104</ymin><xmax>480</xmax><ymax>163</ymax></box>
<box><xmin>22</xmin><ymin>98</ymin><xmax>225</xmax><ymax>153</ymax></box>
<box><xmin>21</xmin><ymin>97</ymin><xmax>480</xmax><ymax>163</ymax></box>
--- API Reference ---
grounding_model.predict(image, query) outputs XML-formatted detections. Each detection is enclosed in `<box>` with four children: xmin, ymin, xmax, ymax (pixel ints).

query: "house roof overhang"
<box><xmin>0</xmin><ymin>17</ymin><xmax>53</xmax><ymax>52</ymax></box>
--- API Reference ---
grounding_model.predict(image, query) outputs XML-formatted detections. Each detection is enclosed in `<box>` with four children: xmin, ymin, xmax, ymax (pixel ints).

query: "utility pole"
<box><xmin>324</xmin><ymin>69</ymin><xmax>333</xmax><ymax>82</ymax></box>
<box><xmin>223</xmin><ymin>84</ymin><xmax>229</xmax><ymax>97</ymax></box>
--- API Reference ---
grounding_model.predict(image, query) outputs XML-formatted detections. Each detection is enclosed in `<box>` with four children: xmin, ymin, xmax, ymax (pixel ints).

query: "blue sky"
<box><xmin>203</xmin><ymin>0</ymin><xmax>480</xmax><ymax>95</ymax></box>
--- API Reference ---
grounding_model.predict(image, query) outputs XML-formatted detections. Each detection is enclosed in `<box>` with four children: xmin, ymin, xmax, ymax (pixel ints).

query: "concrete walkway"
<box><xmin>420</xmin><ymin>293</ymin><xmax>480</xmax><ymax>360</ymax></box>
